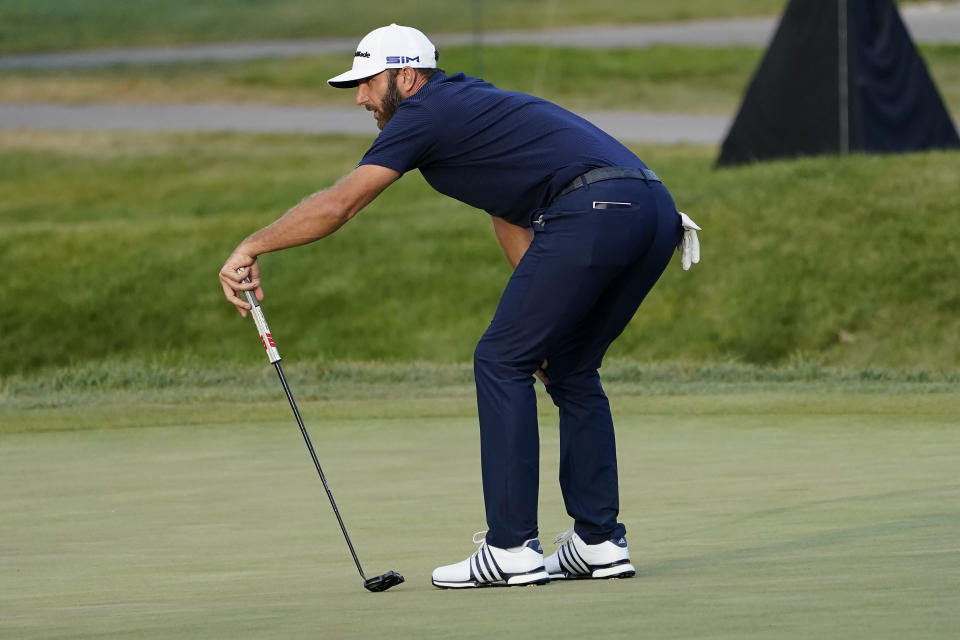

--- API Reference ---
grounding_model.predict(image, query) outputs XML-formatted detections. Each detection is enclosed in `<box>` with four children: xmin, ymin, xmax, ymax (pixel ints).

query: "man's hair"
<box><xmin>416</xmin><ymin>67</ymin><xmax>445</xmax><ymax>80</ymax></box>
<box><xmin>387</xmin><ymin>67</ymin><xmax>445</xmax><ymax>81</ymax></box>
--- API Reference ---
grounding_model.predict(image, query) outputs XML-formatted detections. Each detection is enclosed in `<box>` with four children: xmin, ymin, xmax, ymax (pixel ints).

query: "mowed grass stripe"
<box><xmin>0</xmin><ymin>45</ymin><xmax>765</xmax><ymax>115</ymax></box>
<box><xmin>2</xmin><ymin>45</ymin><xmax>958</xmax><ymax>117</ymax></box>
<box><xmin>3</xmin><ymin>359</ymin><xmax>959</xmax><ymax>426</ymax></box>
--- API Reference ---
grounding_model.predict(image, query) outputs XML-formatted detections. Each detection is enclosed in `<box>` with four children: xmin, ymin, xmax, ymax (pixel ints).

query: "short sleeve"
<box><xmin>358</xmin><ymin>102</ymin><xmax>437</xmax><ymax>174</ymax></box>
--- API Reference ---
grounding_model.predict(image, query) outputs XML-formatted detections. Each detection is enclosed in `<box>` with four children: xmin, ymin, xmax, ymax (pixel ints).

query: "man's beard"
<box><xmin>375</xmin><ymin>72</ymin><xmax>403</xmax><ymax>130</ymax></box>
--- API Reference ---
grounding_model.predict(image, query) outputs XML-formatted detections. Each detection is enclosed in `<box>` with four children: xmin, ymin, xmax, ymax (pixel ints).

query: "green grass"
<box><xmin>0</xmin><ymin>0</ymin><xmax>939</xmax><ymax>54</ymax></box>
<box><xmin>1</xmin><ymin>131</ymin><xmax>959</xmax><ymax>376</ymax></box>
<box><xmin>921</xmin><ymin>44</ymin><xmax>960</xmax><ymax>116</ymax></box>
<box><xmin>0</xmin><ymin>0</ymin><xmax>797</xmax><ymax>54</ymax></box>
<box><xmin>0</xmin><ymin>45</ymin><xmax>763</xmax><ymax>114</ymax></box>
<box><xmin>4</xmin><ymin>358</ymin><xmax>959</xmax><ymax>424</ymax></box>
<box><xmin>2</xmin><ymin>385</ymin><xmax>958</xmax><ymax>638</ymax></box>
<box><xmin>3</xmin><ymin>44</ymin><xmax>957</xmax><ymax>118</ymax></box>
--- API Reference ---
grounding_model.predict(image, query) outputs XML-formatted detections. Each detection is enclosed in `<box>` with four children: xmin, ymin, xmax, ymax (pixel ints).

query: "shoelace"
<box><xmin>553</xmin><ymin>529</ymin><xmax>574</xmax><ymax>545</ymax></box>
<box><xmin>472</xmin><ymin>530</ymin><xmax>487</xmax><ymax>546</ymax></box>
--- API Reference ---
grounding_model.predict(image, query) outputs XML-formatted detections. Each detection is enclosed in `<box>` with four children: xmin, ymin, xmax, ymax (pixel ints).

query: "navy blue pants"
<box><xmin>475</xmin><ymin>177</ymin><xmax>681</xmax><ymax>548</ymax></box>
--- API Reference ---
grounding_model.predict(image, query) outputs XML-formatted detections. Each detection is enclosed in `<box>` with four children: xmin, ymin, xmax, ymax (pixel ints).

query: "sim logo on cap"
<box><xmin>386</xmin><ymin>55</ymin><xmax>420</xmax><ymax>64</ymax></box>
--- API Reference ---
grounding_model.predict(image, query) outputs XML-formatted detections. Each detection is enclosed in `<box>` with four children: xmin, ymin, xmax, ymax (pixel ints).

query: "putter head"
<box><xmin>363</xmin><ymin>570</ymin><xmax>404</xmax><ymax>592</ymax></box>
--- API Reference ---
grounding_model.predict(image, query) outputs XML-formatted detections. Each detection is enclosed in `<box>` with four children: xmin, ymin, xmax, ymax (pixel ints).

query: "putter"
<box><xmin>239</xmin><ymin>273</ymin><xmax>404</xmax><ymax>593</ymax></box>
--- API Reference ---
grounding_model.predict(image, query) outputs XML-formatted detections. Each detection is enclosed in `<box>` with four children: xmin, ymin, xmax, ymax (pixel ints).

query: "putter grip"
<box><xmin>240</xmin><ymin>272</ymin><xmax>281</xmax><ymax>364</ymax></box>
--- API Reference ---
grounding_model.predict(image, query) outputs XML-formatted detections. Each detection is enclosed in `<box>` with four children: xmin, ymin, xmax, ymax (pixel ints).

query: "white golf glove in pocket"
<box><xmin>677</xmin><ymin>211</ymin><xmax>701</xmax><ymax>271</ymax></box>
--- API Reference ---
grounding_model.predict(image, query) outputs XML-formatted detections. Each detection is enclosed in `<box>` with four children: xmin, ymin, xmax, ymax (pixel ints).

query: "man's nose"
<box><xmin>355</xmin><ymin>86</ymin><xmax>367</xmax><ymax>106</ymax></box>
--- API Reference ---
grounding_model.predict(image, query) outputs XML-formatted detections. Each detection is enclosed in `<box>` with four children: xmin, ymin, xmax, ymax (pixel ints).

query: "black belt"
<box><xmin>553</xmin><ymin>166</ymin><xmax>661</xmax><ymax>203</ymax></box>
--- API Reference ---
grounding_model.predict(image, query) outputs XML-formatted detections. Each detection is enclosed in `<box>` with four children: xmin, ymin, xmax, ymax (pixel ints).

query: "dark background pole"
<box><xmin>472</xmin><ymin>0</ymin><xmax>484</xmax><ymax>76</ymax></box>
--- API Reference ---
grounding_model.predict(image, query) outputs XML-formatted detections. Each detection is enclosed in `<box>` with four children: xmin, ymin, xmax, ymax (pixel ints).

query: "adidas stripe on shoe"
<box><xmin>544</xmin><ymin>530</ymin><xmax>636</xmax><ymax>580</ymax></box>
<box><xmin>432</xmin><ymin>532</ymin><xmax>550</xmax><ymax>589</ymax></box>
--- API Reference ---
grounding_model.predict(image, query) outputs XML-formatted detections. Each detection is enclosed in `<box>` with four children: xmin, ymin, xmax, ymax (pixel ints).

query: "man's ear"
<box><xmin>399</xmin><ymin>67</ymin><xmax>418</xmax><ymax>94</ymax></box>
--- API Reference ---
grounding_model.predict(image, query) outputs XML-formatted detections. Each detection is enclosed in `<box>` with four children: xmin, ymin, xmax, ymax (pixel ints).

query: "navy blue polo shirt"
<box><xmin>359</xmin><ymin>72</ymin><xmax>649</xmax><ymax>227</ymax></box>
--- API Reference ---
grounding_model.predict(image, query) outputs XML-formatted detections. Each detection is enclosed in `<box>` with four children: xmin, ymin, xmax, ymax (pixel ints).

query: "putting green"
<box><xmin>2</xmin><ymin>389</ymin><xmax>958</xmax><ymax>638</ymax></box>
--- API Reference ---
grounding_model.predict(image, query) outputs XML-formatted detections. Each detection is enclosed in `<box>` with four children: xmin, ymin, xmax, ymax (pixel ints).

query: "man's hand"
<box><xmin>219</xmin><ymin>249</ymin><xmax>263</xmax><ymax>317</ymax></box>
<box><xmin>492</xmin><ymin>216</ymin><xmax>534</xmax><ymax>269</ymax></box>
<box><xmin>535</xmin><ymin>360</ymin><xmax>550</xmax><ymax>386</ymax></box>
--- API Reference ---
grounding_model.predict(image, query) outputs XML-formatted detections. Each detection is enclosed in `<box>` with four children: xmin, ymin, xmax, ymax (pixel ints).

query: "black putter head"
<box><xmin>363</xmin><ymin>570</ymin><xmax>404</xmax><ymax>592</ymax></box>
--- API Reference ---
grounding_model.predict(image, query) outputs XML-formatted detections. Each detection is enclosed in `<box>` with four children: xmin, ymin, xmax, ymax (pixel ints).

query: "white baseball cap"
<box><xmin>328</xmin><ymin>24</ymin><xmax>438</xmax><ymax>89</ymax></box>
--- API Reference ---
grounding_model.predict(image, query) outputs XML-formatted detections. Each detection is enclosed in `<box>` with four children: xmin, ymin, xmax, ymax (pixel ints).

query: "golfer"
<box><xmin>219</xmin><ymin>24</ymin><xmax>700</xmax><ymax>589</ymax></box>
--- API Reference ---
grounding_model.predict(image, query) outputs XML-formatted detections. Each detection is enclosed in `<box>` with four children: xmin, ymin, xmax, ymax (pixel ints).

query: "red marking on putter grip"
<box><xmin>261</xmin><ymin>334</ymin><xmax>276</xmax><ymax>350</ymax></box>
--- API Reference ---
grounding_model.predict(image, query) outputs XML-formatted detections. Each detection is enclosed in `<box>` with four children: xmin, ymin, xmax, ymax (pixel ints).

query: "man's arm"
<box><xmin>491</xmin><ymin>215</ymin><xmax>534</xmax><ymax>269</ymax></box>
<box><xmin>491</xmin><ymin>215</ymin><xmax>550</xmax><ymax>385</ymax></box>
<box><xmin>219</xmin><ymin>163</ymin><xmax>400</xmax><ymax>315</ymax></box>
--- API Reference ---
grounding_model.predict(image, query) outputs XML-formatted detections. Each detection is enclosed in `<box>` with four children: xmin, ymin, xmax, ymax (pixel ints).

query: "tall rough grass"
<box><xmin>2</xmin><ymin>132</ymin><xmax>959</xmax><ymax>377</ymax></box>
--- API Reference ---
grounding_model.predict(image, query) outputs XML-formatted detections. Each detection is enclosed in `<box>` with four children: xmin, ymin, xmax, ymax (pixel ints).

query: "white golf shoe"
<box><xmin>544</xmin><ymin>530</ymin><xmax>636</xmax><ymax>580</ymax></box>
<box><xmin>431</xmin><ymin>531</ymin><xmax>550</xmax><ymax>589</ymax></box>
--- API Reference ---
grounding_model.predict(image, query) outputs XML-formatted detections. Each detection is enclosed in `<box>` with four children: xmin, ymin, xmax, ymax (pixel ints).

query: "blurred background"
<box><xmin>1</xmin><ymin>0</ymin><xmax>958</xmax><ymax>382</ymax></box>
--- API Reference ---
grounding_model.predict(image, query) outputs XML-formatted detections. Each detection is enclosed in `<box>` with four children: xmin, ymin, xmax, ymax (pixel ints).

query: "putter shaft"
<box><xmin>239</xmin><ymin>276</ymin><xmax>368</xmax><ymax>581</ymax></box>
<box><xmin>272</xmin><ymin>359</ymin><xmax>368</xmax><ymax>581</ymax></box>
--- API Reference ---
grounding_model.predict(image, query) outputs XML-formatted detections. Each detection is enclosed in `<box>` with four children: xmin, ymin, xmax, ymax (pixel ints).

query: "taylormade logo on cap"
<box><xmin>328</xmin><ymin>24</ymin><xmax>438</xmax><ymax>89</ymax></box>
